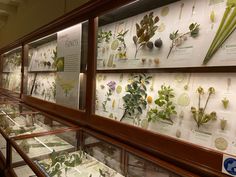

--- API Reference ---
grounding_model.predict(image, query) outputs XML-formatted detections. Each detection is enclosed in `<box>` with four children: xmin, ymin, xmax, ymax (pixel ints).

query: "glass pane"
<box><xmin>127</xmin><ymin>153</ymin><xmax>181</xmax><ymax>177</ymax></box>
<box><xmin>1</xmin><ymin>47</ymin><xmax>22</xmax><ymax>93</ymax></box>
<box><xmin>95</xmin><ymin>0</ymin><xmax>236</xmax><ymax>157</ymax></box>
<box><xmin>0</xmin><ymin>134</ymin><xmax>6</xmax><ymax>160</ymax></box>
<box><xmin>13</xmin><ymin>130</ymin><xmax>124</xmax><ymax>177</ymax></box>
<box><xmin>13</xmin><ymin>165</ymin><xmax>36</xmax><ymax>177</ymax></box>
<box><xmin>0</xmin><ymin>103</ymin><xmax>37</xmax><ymax>115</ymax></box>
<box><xmin>25</xmin><ymin>21</ymin><xmax>88</xmax><ymax>110</ymax></box>
<box><xmin>0</xmin><ymin>112</ymin><xmax>70</xmax><ymax>138</ymax></box>
<box><xmin>83</xmin><ymin>132</ymin><xmax>123</xmax><ymax>174</ymax></box>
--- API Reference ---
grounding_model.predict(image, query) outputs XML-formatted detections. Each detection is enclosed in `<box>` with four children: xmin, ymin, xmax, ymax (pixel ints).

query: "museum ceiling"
<box><xmin>0</xmin><ymin>0</ymin><xmax>22</xmax><ymax>29</ymax></box>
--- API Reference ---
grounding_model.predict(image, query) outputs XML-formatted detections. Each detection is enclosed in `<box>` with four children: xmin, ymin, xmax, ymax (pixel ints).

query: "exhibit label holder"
<box><xmin>222</xmin><ymin>154</ymin><xmax>236</xmax><ymax>176</ymax></box>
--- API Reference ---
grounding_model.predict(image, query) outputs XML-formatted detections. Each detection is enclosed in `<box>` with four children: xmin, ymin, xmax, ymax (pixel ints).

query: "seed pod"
<box><xmin>154</xmin><ymin>38</ymin><xmax>163</xmax><ymax>48</ymax></box>
<box><xmin>146</xmin><ymin>41</ymin><xmax>154</xmax><ymax>49</ymax></box>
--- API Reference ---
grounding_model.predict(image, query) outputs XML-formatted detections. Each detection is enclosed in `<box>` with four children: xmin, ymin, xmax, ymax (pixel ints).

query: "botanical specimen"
<box><xmin>147</xmin><ymin>85</ymin><xmax>177</xmax><ymax>124</ymax></box>
<box><xmin>114</xmin><ymin>29</ymin><xmax>129</xmax><ymax>59</ymax></box>
<box><xmin>102</xmin><ymin>81</ymin><xmax>116</xmax><ymax>112</ymax></box>
<box><xmin>121</xmin><ymin>74</ymin><xmax>151</xmax><ymax>125</ymax></box>
<box><xmin>222</xmin><ymin>97</ymin><xmax>229</xmax><ymax>109</ymax></box>
<box><xmin>214</xmin><ymin>137</ymin><xmax>228</xmax><ymax>151</ymax></box>
<box><xmin>167</xmin><ymin>23</ymin><xmax>200</xmax><ymax>58</ymax></box>
<box><xmin>133</xmin><ymin>12</ymin><xmax>159</xmax><ymax>58</ymax></box>
<box><xmin>203</xmin><ymin>0</ymin><xmax>236</xmax><ymax>64</ymax></box>
<box><xmin>191</xmin><ymin>87</ymin><xmax>217</xmax><ymax>128</ymax></box>
<box><xmin>57</xmin><ymin>76</ymin><xmax>76</xmax><ymax>97</ymax></box>
<box><xmin>220</xmin><ymin>119</ymin><xmax>227</xmax><ymax>130</ymax></box>
<box><xmin>179</xmin><ymin>3</ymin><xmax>184</xmax><ymax>20</ymax></box>
<box><xmin>39</xmin><ymin>150</ymin><xmax>84</xmax><ymax>177</ymax></box>
<box><xmin>98</xmin><ymin>30</ymin><xmax>112</xmax><ymax>44</ymax></box>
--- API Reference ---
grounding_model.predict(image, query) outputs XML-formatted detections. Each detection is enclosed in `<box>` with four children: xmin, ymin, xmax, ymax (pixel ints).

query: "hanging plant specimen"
<box><xmin>177</xmin><ymin>93</ymin><xmax>190</xmax><ymax>106</ymax></box>
<box><xmin>115</xmin><ymin>29</ymin><xmax>129</xmax><ymax>59</ymax></box>
<box><xmin>222</xmin><ymin>97</ymin><xmax>229</xmax><ymax>109</ymax></box>
<box><xmin>102</xmin><ymin>81</ymin><xmax>116</xmax><ymax>112</ymax></box>
<box><xmin>203</xmin><ymin>1</ymin><xmax>236</xmax><ymax>64</ymax></box>
<box><xmin>133</xmin><ymin>12</ymin><xmax>159</xmax><ymax>59</ymax></box>
<box><xmin>179</xmin><ymin>3</ymin><xmax>184</xmax><ymax>20</ymax></box>
<box><xmin>161</xmin><ymin>6</ymin><xmax>169</xmax><ymax>17</ymax></box>
<box><xmin>191</xmin><ymin>0</ymin><xmax>196</xmax><ymax>17</ymax></box>
<box><xmin>147</xmin><ymin>85</ymin><xmax>177</xmax><ymax>124</ymax></box>
<box><xmin>121</xmin><ymin>74</ymin><xmax>152</xmax><ymax>125</ymax></box>
<box><xmin>191</xmin><ymin>87</ymin><xmax>217</xmax><ymax>128</ymax></box>
<box><xmin>157</xmin><ymin>23</ymin><xmax>166</xmax><ymax>32</ymax></box>
<box><xmin>167</xmin><ymin>23</ymin><xmax>200</xmax><ymax>58</ymax></box>
<box><xmin>39</xmin><ymin>150</ymin><xmax>84</xmax><ymax>177</ymax></box>
<box><xmin>214</xmin><ymin>137</ymin><xmax>228</xmax><ymax>151</ymax></box>
<box><xmin>97</xmin><ymin>30</ymin><xmax>112</xmax><ymax>44</ymax></box>
<box><xmin>210</xmin><ymin>10</ymin><xmax>216</xmax><ymax>29</ymax></box>
<box><xmin>220</xmin><ymin>119</ymin><xmax>227</xmax><ymax>130</ymax></box>
<box><xmin>57</xmin><ymin>76</ymin><xmax>76</xmax><ymax>97</ymax></box>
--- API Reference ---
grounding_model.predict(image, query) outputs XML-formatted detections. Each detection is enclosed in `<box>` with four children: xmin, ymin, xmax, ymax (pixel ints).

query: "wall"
<box><xmin>0</xmin><ymin>0</ymin><xmax>89</xmax><ymax>48</ymax></box>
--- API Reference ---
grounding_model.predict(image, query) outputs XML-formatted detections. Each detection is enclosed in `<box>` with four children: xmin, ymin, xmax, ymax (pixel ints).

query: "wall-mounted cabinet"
<box><xmin>24</xmin><ymin>21</ymin><xmax>88</xmax><ymax>111</ymax></box>
<box><xmin>0</xmin><ymin>47</ymin><xmax>22</xmax><ymax>95</ymax></box>
<box><xmin>0</xmin><ymin>0</ymin><xmax>236</xmax><ymax>176</ymax></box>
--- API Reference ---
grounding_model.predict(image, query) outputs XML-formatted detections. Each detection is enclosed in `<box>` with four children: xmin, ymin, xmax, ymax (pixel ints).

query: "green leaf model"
<box><xmin>133</xmin><ymin>12</ymin><xmax>159</xmax><ymax>58</ymax></box>
<box><xmin>167</xmin><ymin>23</ymin><xmax>200</xmax><ymax>58</ymax></box>
<box><xmin>147</xmin><ymin>85</ymin><xmax>177</xmax><ymax>124</ymax></box>
<box><xmin>98</xmin><ymin>30</ymin><xmax>112</xmax><ymax>44</ymax></box>
<box><xmin>203</xmin><ymin>0</ymin><xmax>236</xmax><ymax>64</ymax></box>
<box><xmin>191</xmin><ymin>87</ymin><xmax>217</xmax><ymax>128</ymax></box>
<box><xmin>39</xmin><ymin>150</ymin><xmax>84</xmax><ymax>177</ymax></box>
<box><xmin>121</xmin><ymin>74</ymin><xmax>152</xmax><ymax>125</ymax></box>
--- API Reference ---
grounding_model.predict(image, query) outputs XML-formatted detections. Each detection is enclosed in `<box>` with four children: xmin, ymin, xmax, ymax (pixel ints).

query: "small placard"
<box><xmin>222</xmin><ymin>154</ymin><xmax>236</xmax><ymax>176</ymax></box>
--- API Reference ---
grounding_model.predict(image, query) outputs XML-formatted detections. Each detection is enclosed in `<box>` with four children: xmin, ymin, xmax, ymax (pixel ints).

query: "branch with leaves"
<box><xmin>121</xmin><ymin>74</ymin><xmax>151</xmax><ymax>125</ymax></box>
<box><xmin>133</xmin><ymin>12</ymin><xmax>159</xmax><ymax>59</ymax></box>
<box><xmin>148</xmin><ymin>85</ymin><xmax>177</xmax><ymax>124</ymax></box>
<box><xmin>167</xmin><ymin>23</ymin><xmax>200</xmax><ymax>58</ymax></box>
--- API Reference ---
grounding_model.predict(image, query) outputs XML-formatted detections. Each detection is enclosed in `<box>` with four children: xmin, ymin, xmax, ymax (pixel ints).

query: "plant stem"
<box><xmin>198</xmin><ymin>94</ymin><xmax>201</xmax><ymax>110</ymax></box>
<box><xmin>203</xmin><ymin>93</ymin><xmax>211</xmax><ymax>113</ymax></box>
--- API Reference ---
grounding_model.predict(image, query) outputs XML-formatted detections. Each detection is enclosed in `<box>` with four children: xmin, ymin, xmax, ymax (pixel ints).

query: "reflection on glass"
<box><xmin>1</xmin><ymin>47</ymin><xmax>22</xmax><ymax>93</ymax></box>
<box><xmin>128</xmin><ymin>153</ymin><xmax>181</xmax><ymax>177</ymax></box>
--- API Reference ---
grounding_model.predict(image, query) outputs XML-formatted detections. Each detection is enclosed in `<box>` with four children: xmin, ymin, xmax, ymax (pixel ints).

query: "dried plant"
<box><xmin>133</xmin><ymin>12</ymin><xmax>159</xmax><ymax>58</ymax></box>
<box><xmin>191</xmin><ymin>87</ymin><xmax>217</xmax><ymax>128</ymax></box>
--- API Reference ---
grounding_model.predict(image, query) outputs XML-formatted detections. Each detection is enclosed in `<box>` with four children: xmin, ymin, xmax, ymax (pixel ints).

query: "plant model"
<box><xmin>133</xmin><ymin>12</ymin><xmax>159</xmax><ymax>58</ymax></box>
<box><xmin>112</xmin><ymin>29</ymin><xmax>129</xmax><ymax>59</ymax></box>
<box><xmin>191</xmin><ymin>87</ymin><xmax>217</xmax><ymax>128</ymax></box>
<box><xmin>102</xmin><ymin>81</ymin><xmax>116</xmax><ymax>112</ymax></box>
<box><xmin>39</xmin><ymin>150</ymin><xmax>84</xmax><ymax>177</ymax></box>
<box><xmin>203</xmin><ymin>0</ymin><xmax>236</xmax><ymax>64</ymax></box>
<box><xmin>147</xmin><ymin>85</ymin><xmax>177</xmax><ymax>124</ymax></box>
<box><xmin>167</xmin><ymin>23</ymin><xmax>200</xmax><ymax>58</ymax></box>
<box><xmin>121</xmin><ymin>74</ymin><xmax>151</xmax><ymax>125</ymax></box>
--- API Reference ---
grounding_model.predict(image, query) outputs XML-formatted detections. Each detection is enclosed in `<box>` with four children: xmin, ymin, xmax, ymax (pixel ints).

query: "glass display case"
<box><xmin>25</xmin><ymin>21</ymin><xmax>88</xmax><ymax>110</ymax></box>
<box><xmin>127</xmin><ymin>153</ymin><xmax>181</xmax><ymax>177</ymax></box>
<box><xmin>10</xmin><ymin>129</ymin><xmax>124</xmax><ymax>177</ymax></box>
<box><xmin>95</xmin><ymin>0</ymin><xmax>236</xmax><ymax>158</ymax></box>
<box><xmin>1</xmin><ymin>47</ymin><xmax>22</xmax><ymax>93</ymax></box>
<box><xmin>0</xmin><ymin>103</ymin><xmax>37</xmax><ymax>115</ymax></box>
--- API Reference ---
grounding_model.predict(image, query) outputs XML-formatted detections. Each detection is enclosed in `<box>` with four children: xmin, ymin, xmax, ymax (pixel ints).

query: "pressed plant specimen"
<box><xmin>203</xmin><ymin>0</ymin><xmax>236</xmax><ymax>64</ymax></box>
<box><xmin>39</xmin><ymin>150</ymin><xmax>84</xmax><ymax>177</ymax></box>
<box><xmin>147</xmin><ymin>85</ymin><xmax>177</xmax><ymax>124</ymax></box>
<box><xmin>102</xmin><ymin>81</ymin><xmax>116</xmax><ymax>112</ymax></box>
<box><xmin>191</xmin><ymin>87</ymin><xmax>217</xmax><ymax>128</ymax></box>
<box><xmin>98</xmin><ymin>30</ymin><xmax>112</xmax><ymax>45</ymax></box>
<box><xmin>115</xmin><ymin>29</ymin><xmax>129</xmax><ymax>59</ymax></box>
<box><xmin>121</xmin><ymin>74</ymin><xmax>151</xmax><ymax>125</ymax></box>
<box><xmin>167</xmin><ymin>23</ymin><xmax>200</xmax><ymax>58</ymax></box>
<box><xmin>133</xmin><ymin>12</ymin><xmax>159</xmax><ymax>58</ymax></box>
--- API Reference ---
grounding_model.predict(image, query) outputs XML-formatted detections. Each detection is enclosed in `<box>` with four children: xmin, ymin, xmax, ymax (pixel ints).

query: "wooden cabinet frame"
<box><xmin>0</xmin><ymin>0</ymin><xmax>234</xmax><ymax>176</ymax></box>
